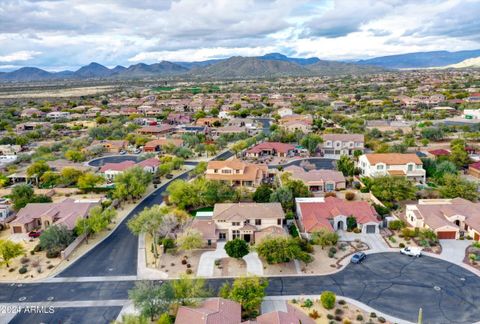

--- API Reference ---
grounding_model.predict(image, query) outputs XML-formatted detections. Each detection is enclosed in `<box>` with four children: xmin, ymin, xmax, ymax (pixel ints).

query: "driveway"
<box><xmin>269</xmin><ymin>157</ymin><xmax>336</xmax><ymax>170</ymax></box>
<box><xmin>439</xmin><ymin>239</ymin><xmax>471</xmax><ymax>265</ymax></box>
<box><xmin>339</xmin><ymin>231</ymin><xmax>391</xmax><ymax>253</ymax></box>
<box><xmin>197</xmin><ymin>242</ymin><xmax>264</xmax><ymax>277</ymax></box>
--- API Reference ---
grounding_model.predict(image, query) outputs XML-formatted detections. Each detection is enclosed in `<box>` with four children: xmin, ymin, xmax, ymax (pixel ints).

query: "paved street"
<box><xmin>2</xmin><ymin>253</ymin><xmax>480</xmax><ymax>323</ymax></box>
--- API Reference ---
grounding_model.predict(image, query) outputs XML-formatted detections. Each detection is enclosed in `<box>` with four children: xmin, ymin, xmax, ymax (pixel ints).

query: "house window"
<box><xmin>207</xmin><ymin>240</ymin><xmax>211</xmax><ymax>246</ymax></box>
<box><xmin>325</xmin><ymin>183</ymin><xmax>334</xmax><ymax>192</ymax></box>
<box><xmin>236</xmin><ymin>170</ymin><xmax>240</xmax><ymax>174</ymax></box>
<box><xmin>245</xmin><ymin>219</ymin><xmax>250</xmax><ymax>224</ymax></box>
<box><xmin>222</xmin><ymin>169</ymin><xmax>232</xmax><ymax>174</ymax></box>
<box><xmin>277</xmin><ymin>219</ymin><xmax>282</xmax><ymax>225</ymax></box>
<box><xmin>377</xmin><ymin>164</ymin><xmax>384</xmax><ymax>170</ymax></box>
<box><xmin>214</xmin><ymin>169</ymin><xmax>218</xmax><ymax>173</ymax></box>
<box><xmin>232</xmin><ymin>230</ymin><xmax>240</xmax><ymax>239</ymax></box>
<box><xmin>255</xmin><ymin>219</ymin><xmax>262</xmax><ymax>226</ymax></box>
<box><xmin>232</xmin><ymin>222</ymin><xmax>240</xmax><ymax>226</ymax></box>
<box><xmin>407</xmin><ymin>164</ymin><xmax>413</xmax><ymax>172</ymax></box>
<box><xmin>219</xmin><ymin>233</ymin><xmax>226</xmax><ymax>240</ymax></box>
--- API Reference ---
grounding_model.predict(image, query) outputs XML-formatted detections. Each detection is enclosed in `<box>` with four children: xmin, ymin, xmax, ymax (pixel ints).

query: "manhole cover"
<box><xmin>18</xmin><ymin>297</ymin><xmax>26</xmax><ymax>301</ymax></box>
<box><xmin>434</xmin><ymin>286</ymin><xmax>441</xmax><ymax>291</ymax></box>
<box><xmin>47</xmin><ymin>296</ymin><xmax>54</xmax><ymax>301</ymax></box>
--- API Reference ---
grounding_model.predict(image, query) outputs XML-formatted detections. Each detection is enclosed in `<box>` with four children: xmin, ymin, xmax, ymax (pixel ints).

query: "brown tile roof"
<box><xmin>213</xmin><ymin>203</ymin><xmax>285</xmax><ymax>221</ymax></box>
<box><xmin>144</xmin><ymin>138</ymin><xmax>184</xmax><ymax>148</ymax></box>
<box><xmin>175</xmin><ymin>298</ymin><xmax>241</xmax><ymax>324</ymax></box>
<box><xmin>254</xmin><ymin>225</ymin><xmax>287</xmax><ymax>243</ymax></box>
<box><xmin>206</xmin><ymin>160</ymin><xmax>267</xmax><ymax>182</ymax></box>
<box><xmin>247</xmin><ymin>142</ymin><xmax>296</xmax><ymax>154</ymax></box>
<box><xmin>284</xmin><ymin>166</ymin><xmax>345</xmax><ymax>184</ymax></box>
<box><xmin>207</xmin><ymin>159</ymin><xmax>248</xmax><ymax>170</ymax></box>
<box><xmin>99</xmin><ymin>161</ymin><xmax>136</xmax><ymax>172</ymax></box>
<box><xmin>364</xmin><ymin>153</ymin><xmax>422</xmax><ymax>165</ymax></box>
<box><xmin>190</xmin><ymin>219</ymin><xmax>217</xmax><ymax>240</ymax></box>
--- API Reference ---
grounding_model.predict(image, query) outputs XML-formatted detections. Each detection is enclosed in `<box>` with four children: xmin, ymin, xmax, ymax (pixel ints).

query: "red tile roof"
<box><xmin>136</xmin><ymin>157</ymin><xmax>160</xmax><ymax>168</ymax></box>
<box><xmin>247</xmin><ymin>142</ymin><xmax>296</xmax><ymax>154</ymax></box>
<box><xmin>298</xmin><ymin>197</ymin><xmax>379</xmax><ymax>233</ymax></box>
<box><xmin>99</xmin><ymin>160</ymin><xmax>136</xmax><ymax>172</ymax></box>
<box><xmin>175</xmin><ymin>298</ymin><xmax>241</xmax><ymax>324</ymax></box>
<box><xmin>470</xmin><ymin>161</ymin><xmax>480</xmax><ymax>171</ymax></box>
<box><xmin>428</xmin><ymin>149</ymin><xmax>450</xmax><ymax>156</ymax></box>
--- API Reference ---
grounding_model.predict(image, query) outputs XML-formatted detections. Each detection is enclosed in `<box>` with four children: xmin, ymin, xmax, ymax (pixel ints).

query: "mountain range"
<box><xmin>1</xmin><ymin>50</ymin><xmax>479</xmax><ymax>82</ymax></box>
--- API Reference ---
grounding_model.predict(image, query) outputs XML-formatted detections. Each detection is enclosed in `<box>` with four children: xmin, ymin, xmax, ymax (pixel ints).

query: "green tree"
<box><xmin>0</xmin><ymin>172</ymin><xmax>9</xmax><ymax>188</ymax></box>
<box><xmin>58</xmin><ymin>168</ymin><xmax>83</xmax><ymax>186</ymax></box>
<box><xmin>129</xmin><ymin>281</ymin><xmax>174</xmax><ymax>321</ymax></box>
<box><xmin>439</xmin><ymin>174</ymin><xmax>479</xmax><ymax>201</ymax></box>
<box><xmin>156</xmin><ymin>163</ymin><xmax>173</xmax><ymax>179</ymax></box>
<box><xmin>256</xmin><ymin>236</ymin><xmax>312</xmax><ymax>264</ymax></box>
<box><xmin>225</xmin><ymin>239</ymin><xmax>250</xmax><ymax>259</ymax></box>
<box><xmin>370</xmin><ymin>176</ymin><xmax>417</xmax><ymax>203</ymax></box>
<box><xmin>252</xmin><ymin>184</ymin><xmax>273</xmax><ymax>203</ymax></box>
<box><xmin>0</xmin><ymin>239</ymin><xmax>25</xmax><ymax>267</ymax></box>
<box><xmin>219</xmin><ymin>276</ymin><xmax>268</xmax><ymax>318</ymax></box>
<box><xmin>320</xmin><ymin>291</ymin><xmax>336</xmax><ymax>310</ymax></box>
<box><xmin>27</xmin><ymin>160</ymin><xmax>50</xmax><ymax>180</ymax></box>
<box><xmin>156</xmin><ymin>313</ymin><xmax>172</xmax><ymax>324</ymax></box>
<box><xmin>128</xmin><ymin>205</ymin><xmax>168</xmax><ymax>258</ymax></box>
<box><xmin>337</xmin><ymin>155</ymin><xmax>355</xmax><ymax>177</ymax></box>
<box><xmin>310</xmin><ymin>229</ymin><xmax>339</xmax><ymax>249</ymax></box>
<box><xmin>191</xmin><ymin>162</ymin><xmax>207</xmax><ymax>177</ymax></box>
<box><xmin>449</xmin><ymin>145</ymin><xmax>470</xmax><ymax>168</ymax></box>
<box><xmin>114</xmin><ymin>314</ymin><xmax>149</xmax><ymax>324</ymax></box>
<box><xmin>434</xmin><ymin>160</ymin><xmax>457</xmax><ymax>181</ymax></box>
<box><xmin>64</xmin><ymin>149</ymin><xmax>86</xmax><ymax>162</ymax></box>
<box><xmin>39</xmin><ymin>225</ymin><xmax>74</xmax><ymax>253</ymax></box>
<box><xmin>40</xmin><ymin>171</ymin><xmax>60</xmax><ymax>188</ymax></box>
<box><xmin>300</xmin><ymin>133</ymin><xmax>323</xmax><ymax>155</ymax></box>
<box><xmin>10</xmin><ymin>184</ymin><xmax>34</xmax><ymax>211</ymax></box>
<box><xmin>269</xmin><ymin>187</ymin><xmax>293</xmax><ymax>210</ymax></box>
<box><xmin>171</xmin><ymin>275</ymin><xmax>209</xmax><ymax>306</ymax></box>
<box><xmin>176</xmin><ymin>228</ymin><xmax>203</xmax><ymax>251</ymax></box>
<box><xmin>113</xmin><ymin>167</ymin><xmax>152</xmax><ymax>202</ymax></box>
<box><xmin>346</xmin><ymin>216</ymin><xmax>357</xmax><ymax>231</ymax></box>
<box><xmin>77</xmin><ymin>172</ymin><xmax>104</xmax><ymax>190</ymax></box>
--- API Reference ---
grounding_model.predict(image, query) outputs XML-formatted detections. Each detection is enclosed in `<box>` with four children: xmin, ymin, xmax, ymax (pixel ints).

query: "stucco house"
<box><xmin>319</xmin><ymin>134</ymin><xmax>364</xmax><ymax>159</ymax></box>
<box><xmin>89</xmin><ymin>140</ymin><xmax>127</xmax><ymax>153</ymax></box>
<box><xmin>201</xmin><ymin>202</ymin><xmax>286</xmax><ymax>244</ymax></box>
<box><xmin>205</xmin><ymin>160</ymin><xmax>268</xmax><ymax>188</ymax></box>
<box><xmin>405</xmin><ymin>198</ymin><xmax>480</xmax><ymax>240</ymax></box>
<box><xmin>10</xmin><ymin>198</ymin><xmax>99</xmax><ymax>234</ymax></box>
<box><xmin>99</xmin><ymin>161</ymin><xmax>136</xmax><ymax>181</ymax></box>
<box><xmin>245</xmin><ymin>142</ymin><xmax>296</xmax><ymax>158</ymax></box>
<box><xmin>144</xmin><ymin>138</ymin><xmax>184</xmax><ymax>152</ymax></box>
<box><xmin>296</xmin><ymin>197</ymin><xmax>381</xmax><ymax>235</ymax></box>
<box><xmin>358</xmin><ymin>153</ymin><xmax>426</xmax><ymax>183</ymax></box>
<box><xmin>283</xmin><ymin>165</ymin><xmax>346</xmax><ymax>193</ymax></box>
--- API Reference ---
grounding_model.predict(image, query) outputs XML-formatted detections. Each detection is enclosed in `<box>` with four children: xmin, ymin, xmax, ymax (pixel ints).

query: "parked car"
<box><xmin>119</xmin><ymin>150</ymin><xmax>127</xmax><ymax>155</ymax></box>
<box><xmin>166</xmin><ymin>174</ymin><xmax>174</xmax><ymax>179</ymax></box>
<box><xmin>351</xmin><ymin>252</ymin><xmax>366</xmax><ymax>264</ymax></box>
<box><xmin>400</xmin><ymin>246</ymin><xmax>422</xmax><ymax>257</ymax></box>
<box><xmin>28</xmin><ymin>230</ymin><xmax>42</xmax><ymax>238</ymax></box>
<box><xmin>133</xmin><ymin>149</ymin><xmax>142</xmax><ymax>154</ymax></box>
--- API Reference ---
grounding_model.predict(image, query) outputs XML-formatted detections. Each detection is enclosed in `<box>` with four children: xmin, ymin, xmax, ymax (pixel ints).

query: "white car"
<box><xmin>400</xmin><ymin>246</ymin><xmax>422</xmax><ymax>257</ymax></box>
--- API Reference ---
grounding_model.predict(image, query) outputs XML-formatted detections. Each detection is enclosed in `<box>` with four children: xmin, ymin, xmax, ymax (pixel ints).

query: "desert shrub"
<box><xmin>388</xmin><ymin>236</ymin><xmax>397</xmax><ymax>243</ymax></box>
<box><xmin>343</xmin><ymin>319</ymin><xmax>352</xmax><ymax>324</ymax></box>
<box><xmin>9</xmin><ymin>268</ymin><xmax>15</xmax><ymax>272</ymax></box>
<box><xmin>353</xmin><ymin>227</ymin><xmax>361</xmax><ymax>234</ymax></box>
<box><xmin>370</xmin><ymin>312</ymin><xmax>377</xmax><ymax>318</ymax></box>
<box><xmin>181</xmin><ymin>259</ymin><xmax>187</xmax><ymax>265</ymax></box>
<box><xmin>30</xmin><ymin>250</ymin><xmax>35</xmax><ymax>255</ymax></box>
<box><xmin>338</xmin><ymin>299</ymin><xmax>346</xmax><ymax>305</ymax></box>
<box><xmin>33</xmin><ymin>245</ymin><xmax>42</xmax><ymax>252</ymax></box>
<box><xmin>20</xmin><ymin>257</ymin><xmax>30</xmax><ymax>264</ymax></box>
<box><xmin>162</xmin><ymin>238</ymin><xmax>175</xmax><ymax>251</ymax></box>
<box><xmin>335</xmin><ymin>315</ymin><xmax>343</xmax><ymax>321</ymax></box>
<box><xmin>329</xmin><ymin>247</ymin><xmax>337</xmax><ymax>254</ymax></box>
<box><xmin>328</xmin><ymin>251</ymin><xmax>335</xmax><ymax>258</ymax></box>
<box><xmin>321</xmin><ymin>291</ymin><xmax>336</xmax><ymax>310</ymax></box>
<box><xmin>472</xmin><ymin>241</ymin><xmax>480</xmax><ymax>249</ymax></box>
<box><xmin>302</xmin><ymin>299</ymin><xmax>313</xmax><ymax>308</ymax></box>
<box><xmin>186</xmin><ymin>264</ymin><xmax>191</xmax><ymax>268</ymax></box>
<box><xmin>215</xmin><ymin>260</ymin><xmax>221</xmax><ymax>266</ymax></box>
<box><xmin>47</xmin><ymin>264</ymin><xmax>54</xmax><ymax>269</ymax></box>
<box><xmin>401</xmin><ymin>227</ymin><xmax>416</xmax><ymax>238</ymax></box>
<box><xmin>289</xmin><ymin>223</ymin><xmax>299</xmax><ymax>237</ymax></box>
<box><xmin>399</xmin><ymin>243</ymin><xmax>405</xmax><ymax>248</ymax></box>
<box><xmin>324</xmin><ymin>192</ymin><xmax>337</xmax><ymax>198</ymax></box>
<box><xmin>19</xmin><ymin>266</ymin><xmax>28</xmax><ymax>274</ymax></box>
<box><xmin>309</xmin><ymin>310</ymin><xmax>320</xmax><ymax>319</ymax></box>
<box><xmin>335</xmin><ymin>308</ymin><xmax>343</xmax><ymax>315</ymax></box>
<box><xmin>388</xmin><ymin>220</ymin><xmax>405</xmax><ymax>231</ymax></box>
<box><xmin>356</xmin><ymin>314</ymin><xmax>364</xmax><ymax>321</ymax></box>
<box><xmin>186</xmin><ymin>269</ymin><xmax>192</xmax><ymax>274</ymax></box>
<box><xmin>345</xmin><ymin>191</ymin><xmax>355</xmax><ymax>201</ymax></box>
<box><xmin>378</xmin><ymin>317</ymin><xmax>386</xmax><ymax>323</ymax></box>
<box><xmin>291</xmin><ymin>298</ymin><xmax>297</xmax><ymax>304</ymax></box>
<box><xmin>327</xmin><ymin>314</ymin><xmax>334</xmax><ymax>320</ymax></box>
<box><xmin>46</xmin><ymin>250</ymin><xmax>60</xmax><ymax>258</ymax></box>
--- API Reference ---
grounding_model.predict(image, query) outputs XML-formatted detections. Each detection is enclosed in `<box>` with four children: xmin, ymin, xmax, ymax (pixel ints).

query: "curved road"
<box><xmin>3</xmin><ymin>253</ymin><xmax>480</xmax><ymax>323</ymax></box>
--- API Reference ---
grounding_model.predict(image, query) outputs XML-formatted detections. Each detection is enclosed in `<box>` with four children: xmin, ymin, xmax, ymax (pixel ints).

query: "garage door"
<box><xmin>437</xmin><ymin>231</ymin><xmax>456</xmax><ymax>239</ymax></box>
<box><xmin>366</xmin><ymin>225</ymin><xmax>377</xmax><ymax>234</ymax></box>
<box><xmin>13</xmin><ymin>226</ymin><xmax>23</xmax><ymax>234</ymax></box>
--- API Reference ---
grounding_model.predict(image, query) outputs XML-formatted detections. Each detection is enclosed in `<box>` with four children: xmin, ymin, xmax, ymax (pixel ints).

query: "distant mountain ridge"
<box><xmin>357</xmin><ymin>49</ymin><xmax>480</xmax><ymax>69</ymax></box>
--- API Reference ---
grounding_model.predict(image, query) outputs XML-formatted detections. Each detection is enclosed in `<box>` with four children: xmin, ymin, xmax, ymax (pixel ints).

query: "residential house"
<box><xmin>319</xmin><ymin>134</ymin><xmax>364</xmax><ymax>159</ymax></box>
<box><xmin>144</xmin><ymin>138</ymin><xmax>184</xmax><ymax>152</ymax></box>
<box><xmin>195</xmin><ymin>117</ymin><xmax>221</xmax><ymax>126</ymax></box>
<box><xmin>137</xmin><ymin>124</ymin><xmax>176</xmax><ymax>137</ymax></box>
<box><xmin>175</xmin><ymin>298</ymin><xmax>314</xmax><ymax>324</ymax></box>
<box><xmin>90</xmin><ymin>140</ymin><xmax>127</xmax><ymax>153</ymax></box>
<box><xmin>277</xmin><ymin>107</ymin><xmax>293</xmax><ymax>117</ymax></box>
<box><xmin>205</xmin><ymin>160</ymin><xmax>268</xmax><ymax>188</ymax></box>
<box><xmin>136</xmin><ymin>157</ymin><xmax>160</xmax><ymax>173</ymax></box>
<box><xmin>358</xmin><ymin>153</ymin><xmax>426</xmax><ymax>183</ymax></box>
<box><xmin>16</xmin><ymin>122</ymin><xmax>51</xmax><ymax>132</ymax></box>
<box><xmin>0</xmin><ymin>204</ymin><xmax>11</xmax><ymax>223</ymax></box>
<box><xmin>10</xmin><ymin>198</ymin><xmax>99</xmax><ymax>234</ymax></box>
<box><xmin>20</xmin><ymin>108</ymin><xmax>46</xmax><ymax>119</ymax></box>
<box><xmin>283</xmin><ymin>165</ymin><xmax>346</xmax><ymax>193</ymax></box>
<box><xmin>0</xmin><ymin>145</ymin><xmax>21</xmax><ymax>164</ymax></box>
<box><xmin>466</xmin><ymin>93</ymin><xmax>480</xmax><ymax>103</ymax></box>
<box><xmin>427</xmin><ymin>149</ymin><xmax>450</xmax><ymax>159</ymax></box>
<box><xmin>99</xmin><ymin>161</ymin><xmax>136</xmax><ymax>181</ymax></box>
<box><xmin>227</xmin><ymin>118</ymin><xmax>255</xmax><ymax>129</ymax></box>
<box><xmin>211</xmin><ymin>203</ymin><xmax>285</xmax><ymax>243</ymax></box>
<box><xmin>246</xmin><ymin>142</ymin><xmax>296</xmax><ymax>158</ymax></box>
<box><xmin>46</xmin><ymin>111</ymin><xmax>70</xmax><ymax>120</ymax></box>
<box><xmin>296</xmin><ymin>197</ymin><xmax>381</xmax><ymax>235</ymax></box>
<box><xmin>405</xmin><ymin>198</ymin><xmax>480</xmax><ymax>240</ymax></box>
<box><xmin>166</xmin><ymin>113</ymin><xmax>192</xmax><ymax>125</ymax></box>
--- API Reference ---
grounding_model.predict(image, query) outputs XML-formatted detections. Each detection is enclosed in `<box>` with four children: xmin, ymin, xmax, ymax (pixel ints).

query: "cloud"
<box><xmin>0</xmin><ymin>50</ymin><xmax>42</xmax><ymax>62</ymax></box>
<box><xmin>0</xmin><ymin>0</ymin><xmax>478</xmax><ymax>70</ymax></box>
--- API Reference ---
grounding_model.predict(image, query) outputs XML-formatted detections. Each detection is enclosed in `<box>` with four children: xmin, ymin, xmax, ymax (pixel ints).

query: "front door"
<box><xmin>219</xmin><ymin>232</ymin><xmax>226</xmax><ymax>240</ymax></box>
<box><xmin>337</xmin><ymin>221</ymin><xmax>344</xmax><ymax>230</ymax></box>
<box><xmin>243</xmin><ymin>234</ymin><xmax>251</xmax><ymax>243</ymax></box>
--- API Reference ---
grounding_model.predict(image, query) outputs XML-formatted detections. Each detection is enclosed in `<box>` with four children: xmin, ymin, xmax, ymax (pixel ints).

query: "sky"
<box><xmin>0</xmin><ymin>0</ymin><xmax>479</xmax><ymax>71</ymax></box>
